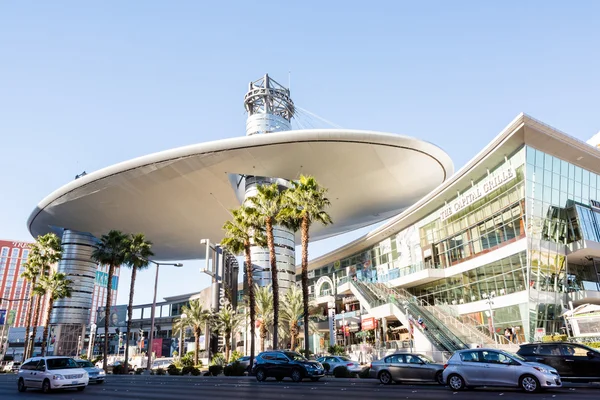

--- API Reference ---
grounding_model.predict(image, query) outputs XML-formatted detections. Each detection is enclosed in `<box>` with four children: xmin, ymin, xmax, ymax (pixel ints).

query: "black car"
<box><xmin>517</xmin><ymin>342</ymin><xmax>600</xmax><ymax>382</ymax></box>
<box><xmin>252</xmin><ymin>350</ymin><xmax>325</xmax><ymax>382</ymax></box>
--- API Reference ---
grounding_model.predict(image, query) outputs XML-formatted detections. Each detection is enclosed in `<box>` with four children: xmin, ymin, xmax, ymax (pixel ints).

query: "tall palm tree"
<box><xmin>254</xmin><ymin>284</ymin><xmax>273</xmax><ymax>352</ymax></box>
<box><xmin>26</xmin><ymin>233</ymin><xmax>63</xmax><ymax>358</ymax></box>
<box><xmin>247</xmin><ymin>183</ymin><xmax>286</xmax><ymax>349</ymax></box>
<box><xmin>221</xmin><ymin>205</ymin><xmax>265</xmax><ymax>368</ymax></box>
<box><xmin>175</xmin><ymin>299</ymin><xmax>210</xmax><ymax>365</ymax></box>
<box><xmin>213</xmin><ymin>304</ymin><xmax>243</xmax><ymax>362</ymax></box>
<box><xmin>281</xmin><ymin>175</ymin><xmax>332</xmax><ymax>354</ymax></box>
<box><xmin>91</xmin><ymin>230</ymin><xmax>130</xmax><ymax>371</ymax></box>
<box><xmin>33</xmin><ymin>272</ymin><xmax>72</xmax><ymax>356</ymax></box>
<box><xmin>20</xmin><ymin>253</ymin><xmax>42</xmax><ymax>359</ymax></box>
<box><xmin>122</xmin><ymin>233</ymin><xmax>154</xmax><ymax>372</ymax></box>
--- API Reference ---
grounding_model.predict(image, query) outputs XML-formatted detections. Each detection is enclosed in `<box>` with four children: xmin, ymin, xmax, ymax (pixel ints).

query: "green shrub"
<box><xmin>229</xmin><ymin>350</ymin><xmax>243</xmax><ymax>364</ymax></box>
<box><xmin>333</xmin><ymin>365</ymin><xmax>350</xmax><ymax>378</ymax></box>
<box><xmin>327</xmin><ymin>345</ymin><xmax>346</xmax><ymax>356</ymax></box>
<box><xmin>181</xmin><ymin>351</ymin><xmax>195</xmax><ymax>368</ymax></box>
<box><xmin>586</xmin><ymin>342</ymin><xmax>600</xmax><ymax>349</ymax></box>
<box><xmin>167</xmin><ymin>364</ymin><xmax>180</xmax><ymax>376</ymax></box>
<box><xmin>156</xmin><ymin>368</ymin><xmax>166</xmax><ymax>376</ymax></box>
<box><xmin>322</xmin><ymin>362</ymin><xmax>330</xmax><ymax>373</ymax></box>
<box><xmin>182</xmin><ymin>366</ymin><xmax>200</xmax><ymax>376</ymax></box>
<box><xmin>211</xmin><ymin>353</ymin><xmax>225</xmax><ymax>366</ymax></box>
<box><xmin>223</xmin><ymin>361</ymin><xmax>246</xmax><ymax>376</ymax></box>
<box><xmin>358</xmin><ymin>367</ymin><xmax>370</xmax><ymax>379</ymax></box>
<box><xmin>208</xmin><ymin>365</ymin><xmax>223</xmax><ymax>376</ymax></box>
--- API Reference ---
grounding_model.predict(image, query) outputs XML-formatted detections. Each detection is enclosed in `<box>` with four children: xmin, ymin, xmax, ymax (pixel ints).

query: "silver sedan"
<box><xmin>369</xmin><ymin>353</ymin><xmax>444</xmax><ymax>385</ymax></box>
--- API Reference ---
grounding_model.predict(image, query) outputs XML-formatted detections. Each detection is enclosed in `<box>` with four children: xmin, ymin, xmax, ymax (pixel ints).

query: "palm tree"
<box><xmin>213</xmin><ymin>304</ymin><xmax>243</xmax><ymax>362</ymax></box>
<box><xmin>221</xmin><ymin>205</ymin><xmax>265</xmax><ymax>368</ymax></box>
<box><xmin>247</xmin><ymin>183</ymin><xmax>286</xmax><ymax>348</ymax></box>
<box><xmin>123</xmin><ymin>233</ymin><xmax>154</xmax><ymax>372</ymax></box>
<box><xmin>279</xmin><ymin>285</ymin><xmax>319</xmax><ymax>352</ymax></box>
<box><xmin>281</xmin><ymin>175</ymin><xmax>332</xmax><ymax>354</ymax></box>
<box><xmin>20</xmin><ymin>253</ymin><xmax>42</xmax><ymax>359</ymax></box>
<box><xmin>254</xmin><ymin>284</ymin><xmax>273</xmax><ymax>352</ymax></box>
<box><xmin>33</xmin><ymin>272</ymin><xmax>72</xmax><ymax>356</ymax></box>
<box><xmin>175</xmin><ymin>299</ymin><xmax>210</xmax><ymax>365</ymax></box>
<box><xmin>26</xmin><ymin>233</ymin><xmax>63</xmax><ymax>358</ymax></box>
<box><xmin>91</xmin><ymin>230</ymin><xmax>130</xmax><ymax>371</ymax></box>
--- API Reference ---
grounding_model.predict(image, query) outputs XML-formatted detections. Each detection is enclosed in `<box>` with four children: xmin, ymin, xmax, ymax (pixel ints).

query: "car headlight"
<box><xmin>533</xmin><ymin>366</ymin><xmax>549</xmax><ymax>373</ymax></box>
<box><xmin>98</xmin><ymin>370</ymin><xmax>106</xmax><ymax>375</ymax></box>
<box><xmin>52</xmin><ymin>374</ymin><xmax>65</xmax><ymax>380</ymax></box>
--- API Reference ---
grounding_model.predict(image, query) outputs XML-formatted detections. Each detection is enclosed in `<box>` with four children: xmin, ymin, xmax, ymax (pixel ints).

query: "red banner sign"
<box><xmin>362</xmin><ymin>317</ymin><xmax>376</xmax><ymax>331</ymax></box>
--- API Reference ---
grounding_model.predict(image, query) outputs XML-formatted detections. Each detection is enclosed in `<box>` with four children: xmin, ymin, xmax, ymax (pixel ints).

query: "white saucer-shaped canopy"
<box><xmin>28</xmin><ymin>129</ymin><xmax>453</xmax><ymax>260</ymax></box>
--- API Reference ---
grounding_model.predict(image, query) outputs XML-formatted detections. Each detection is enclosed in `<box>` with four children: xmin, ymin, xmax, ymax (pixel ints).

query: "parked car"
<box><xmin>3</xmin><ymin>361</ymin><xmax>20</xmax><ymax>373</ymax></box>
<box><xmin>252</xmin><ymin>350</ymin><xmax>325</xmax><ymax>382</ymax></box>
<box><xmin>316</xmin><ymin>355</ymin><xmax>362</xmax><ymax>374</ymax></box>
<box><xmin>443</xmin><ymin>348</ymin><xmax>561</xmax><ymax>393</ymax></box>
<box><xmin>369</xmin><ymin>353</ymin><xmax>444</xmax><ymax>384</ymax></box>
<box><xmin>517</xmin><ymin>342</ymin><xmax>600</xmax><ymax>382</ymax></box>
<box><xmin>17</xmin><ymin>356</ymin><xmax>89</xmax><ymax>393</ymax></box>
<box><xmin>151</xmin><ymin>357</ymin><xmax>174</xmax><ymax>370</ymax></box>
<box><xmin>75</xmin><ymin>359</ymin><xmax>105</xmax><ymax>384</ymax></box>
<box><xmin>107</xmin><ymin>360</ymin><xmax>133</xmax><ymax>374</ymax></box>
<box><xmin>227</xmin><ymin>356</ymin><xmax>251</xmax><ymax>371</ymax></box>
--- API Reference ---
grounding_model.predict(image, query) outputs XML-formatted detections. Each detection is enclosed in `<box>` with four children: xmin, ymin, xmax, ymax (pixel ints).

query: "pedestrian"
<box><xmin>504</xmin><ymin>328</ymin><xmax>511</xmax><ymax>343</ymax></box>
<box><xmin>511</xmin><ymin>326</ymin><xmax>518</xmax><ymax>343</ymax></box>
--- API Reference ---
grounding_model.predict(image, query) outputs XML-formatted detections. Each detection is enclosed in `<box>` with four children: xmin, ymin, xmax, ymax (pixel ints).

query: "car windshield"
<box><xmin>47</xmin><ymin>358</ymin><xmax>79</xmax><ymax>370</ymax></box>
<box><xmin>503</xmin><ymin>351</ymin><xmax>526</xmax><ymax>362</ymax></box>
<box><xmin>339</xmin><ymin>356</ymin><xmax>351</xmax><ymax>361</ymax></box>
<box><xmin>77</xmin><ymin>361</ymin><xmax>95</xmax><ymax>368</ymax></box>
<box><xmin>418</xmin><ymin>355</ymin><xmax>433</xmax><ymax>364</ymax></box>
<box><xmin>283</xmin><ymin>352</ymin><xmax>307</xmax><ymax>361</ymax></box>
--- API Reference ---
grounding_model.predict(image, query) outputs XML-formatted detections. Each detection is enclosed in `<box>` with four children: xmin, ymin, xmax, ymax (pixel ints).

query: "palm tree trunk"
<box><xmin>124</xmin><ymin>266</ymin><xmax>137</xmax><ymax>372</ymax></box>
<box><xmin>244</xmin><ymin>244</ymin><xmax>256</xmax><ymax>368</ymax></box>
<box><xmin>260</xmin><ymin>324</ymin><xmax>266</xmax><ymax>352</ymax></box>
<box><xmin>266</xmin><ymin>217</ymin><xmax>279</xmax><ymax>349</ymax></box>
<box><xmin>103</xmin><ymin>264</ymin><xmax>115</xmax><ymax>372</ymax></box>
<box><xmin>29</xmin><ymin>295</ymin><xmax>43</xmax><ymax>358</ymax></box>
<box><xmin>290</xmin><ymin>325</ymin><xmax>298</xmax><ymax>351</ymax></box>
<box><xmin>23</xmin><ymin>281</ymin><xmax>36</xmax><ymax>359</ymax></box>
<box><xmin>194</xmin><ymin>330</ymin><xmax>200</xmax><ymax>365</ymax></box>
<box><xmin>301</xmin><ymin>217</ymin><xmax>310</xmax><ymax>355</ymax></box>
<box><xmin>40</xmin><ymin>298</ymin><xmax>54</xmax><ymax>356</ymax></box>
<box><xmin>225</xmin><ymin>333</ymin><xmax>230</xmax><ymax>363</ymax></box>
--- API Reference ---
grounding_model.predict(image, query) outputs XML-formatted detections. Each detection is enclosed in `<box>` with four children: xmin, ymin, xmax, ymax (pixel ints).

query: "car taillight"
<box><xmin>443</xmin><ymin>364</ymin><xmax>448</xmax><ymax>369</ymax></box>
<box><xmin>369</xmin><ymin>363</ymin><xmax>372</xmax><ymax>369</ymax></box>
<box><xmin>347</xmin><ymin>363</ymin><xmax>354</xmax><ymax>367</ymax></box>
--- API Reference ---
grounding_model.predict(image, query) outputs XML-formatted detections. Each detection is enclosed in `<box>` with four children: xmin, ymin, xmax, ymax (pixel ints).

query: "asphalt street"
<box><xmin>0</xmin><ymin>374</ymin><xmax>599</xmax><ymax>400</ymax></box>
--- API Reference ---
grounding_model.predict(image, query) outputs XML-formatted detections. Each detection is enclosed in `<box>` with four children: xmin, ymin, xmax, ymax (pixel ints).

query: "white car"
<box><xmin>316</xmin><ymin>355</ymin><xmax>363</xmax><ymax>374</ymax></box>
<box><xmin>18</xmin><ymin>356</ymin><xmax>89</xmax><ymax>393</ymax></box>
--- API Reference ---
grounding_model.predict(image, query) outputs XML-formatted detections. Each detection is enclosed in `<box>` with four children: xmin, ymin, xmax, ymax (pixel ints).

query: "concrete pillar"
<box><xmin>51</xmin><ymin>230</ymin><xmax>98</xmax><ymax>356</ymax></box>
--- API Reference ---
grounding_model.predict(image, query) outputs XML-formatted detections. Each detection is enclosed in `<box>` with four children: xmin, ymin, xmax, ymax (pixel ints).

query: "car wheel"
<box><xmin>378</xmin><ymin>370</ymin><xmax>392</xmax><ymax>385</ymax></box>
<box><xmin>17</xmin><ymin>378</ymin><xmax>26</xmax><ymax>392</ymax></box>
<box><xmin>255</xmin><ymin>368</ymin><xmax>267</xmax><ymax>382</ymax></box>
<box><xmin>310</xmin><ymin>377</ymin><xmax>320</xmax><ymax>382</ymax></box>
<box><xmin>77</xmin><ymin>386</ymin><xmax>86</xmax><ymax>391</ymax></box>
<box><xmin>448</xmin><ymin>374</ymin><xmax>465</xmax><ymax>391</ymax></box>
<box><xmin>435</xmin><ymin>371</ymin><xmax>445</xmax><ymax>385</ymax></box>
<box><xmin>42</xmin><ymin>379</ymin><xmax>52</xmax><ymax>393</ymax></box>
<box><xmin>276</xmin><ymin>376</ymin><xmax>284</xmax><ymax>382</ymax></box>
<box><xmin>519</xmin><ymin>375</ymin><xmax>540</xmax><ymax>393</ymax></box>
<box><xmin>291</xmin><ymin>368</ymin><xmax>303</xmax><ymax>383</ymax></box>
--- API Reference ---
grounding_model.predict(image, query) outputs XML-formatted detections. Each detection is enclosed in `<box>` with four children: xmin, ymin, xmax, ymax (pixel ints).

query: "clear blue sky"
<box><xmin>1</xmin><ymin>1</ymin><xmax>599</xmax><ymax>306</ymax></box>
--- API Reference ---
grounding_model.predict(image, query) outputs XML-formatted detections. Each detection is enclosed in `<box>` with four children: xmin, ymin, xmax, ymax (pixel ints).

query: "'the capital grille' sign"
<box><xmin>439</xmin><ymin>167</ymin><xmax>516</xmax><ymax>222</ymax></box>
<box><xmin>591</xmin><ymin>199</ymin><xmax>600</xmax><ymax>213</ymax></box>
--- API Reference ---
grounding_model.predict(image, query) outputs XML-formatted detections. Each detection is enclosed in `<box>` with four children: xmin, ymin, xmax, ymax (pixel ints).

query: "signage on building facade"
<box><xmin>328</xmin><ymin>307</ymin><xmax>336</xmax><ymax>346</ymax></box>
<box><xmin>591</xmin><ymin>199</ymin><xmax>600</xmax><ymax>213</ymax></box>
<box><xmin>362</xmin><ymin>317</ymin><xmax>376</xmax><ymax>331</ymax></box>
<box><xmin>95</xmin><ymin>271</ymin><xmax>119</xmax><ymax>290</ymax></box>
<box><xmin>439</xmin><ymin>167</ymin><xmax>516</xmax><ymax>221</ymax></box>
<box><xmin>343</xmin><ymin>295</ymin><xmax>358</xmax><ymax>304</ymax></box>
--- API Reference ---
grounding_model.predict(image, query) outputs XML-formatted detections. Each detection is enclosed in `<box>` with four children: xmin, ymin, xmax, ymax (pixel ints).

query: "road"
<box><xmin>0</xmin><ymin>374</ymin><xmax>599</xmax><ymax>400</ymax></box>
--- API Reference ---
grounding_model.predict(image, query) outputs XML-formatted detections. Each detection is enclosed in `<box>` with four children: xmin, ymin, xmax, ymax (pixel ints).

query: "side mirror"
<box><xmin>587</xmin><ymin>351</ymin><xmax>597</xmax><ymax>359</ymax></box>
<box><xmin>36</xmin><ymin>365</ymin><xmax>46</xmax><ymax>371</ymax></box>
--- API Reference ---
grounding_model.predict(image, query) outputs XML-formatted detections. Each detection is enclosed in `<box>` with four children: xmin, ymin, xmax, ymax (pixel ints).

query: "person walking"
<box><xmin>504</xmin><ymin>328</ymin><xmax>512</xmax><ymax>343</ymax></box>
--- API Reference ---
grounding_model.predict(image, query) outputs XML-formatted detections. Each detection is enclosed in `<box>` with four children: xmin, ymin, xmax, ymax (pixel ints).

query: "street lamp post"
<box><xmin>179</xmin><ymin>313</ymin><xmax>187</xmax><ymax>360</ymax></box>
<box><xmin>145</xmin><ymin>261</ymin><xmax>183</xmax><ymax>373</ymax></box>
<box><xmin>87</xmin><ymin>323</ymin><xmax>97</xmax><ymax>359</ymax></box>
<box><xmin>486</xmin><ymin>293</ymin><xmax>496</xmax><ymax>343</ymax></box>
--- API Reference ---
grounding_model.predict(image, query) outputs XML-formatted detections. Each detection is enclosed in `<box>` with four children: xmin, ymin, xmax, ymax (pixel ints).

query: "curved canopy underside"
<box><xmin>28</xmin><ymin>129</ymin><xmax>453</xmax><ymax>260</ymax></box>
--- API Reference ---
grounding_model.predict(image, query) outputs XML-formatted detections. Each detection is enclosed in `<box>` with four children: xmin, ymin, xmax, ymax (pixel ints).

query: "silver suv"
<box><xmin>17</xmin><ymin>356</ymin><xmax>89</xmax><ymax>393</ymax></box>
<box><xmin>443</xmin><ymin>349</ymin><xmax>561</xmax><ymax>393</ymax></box>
